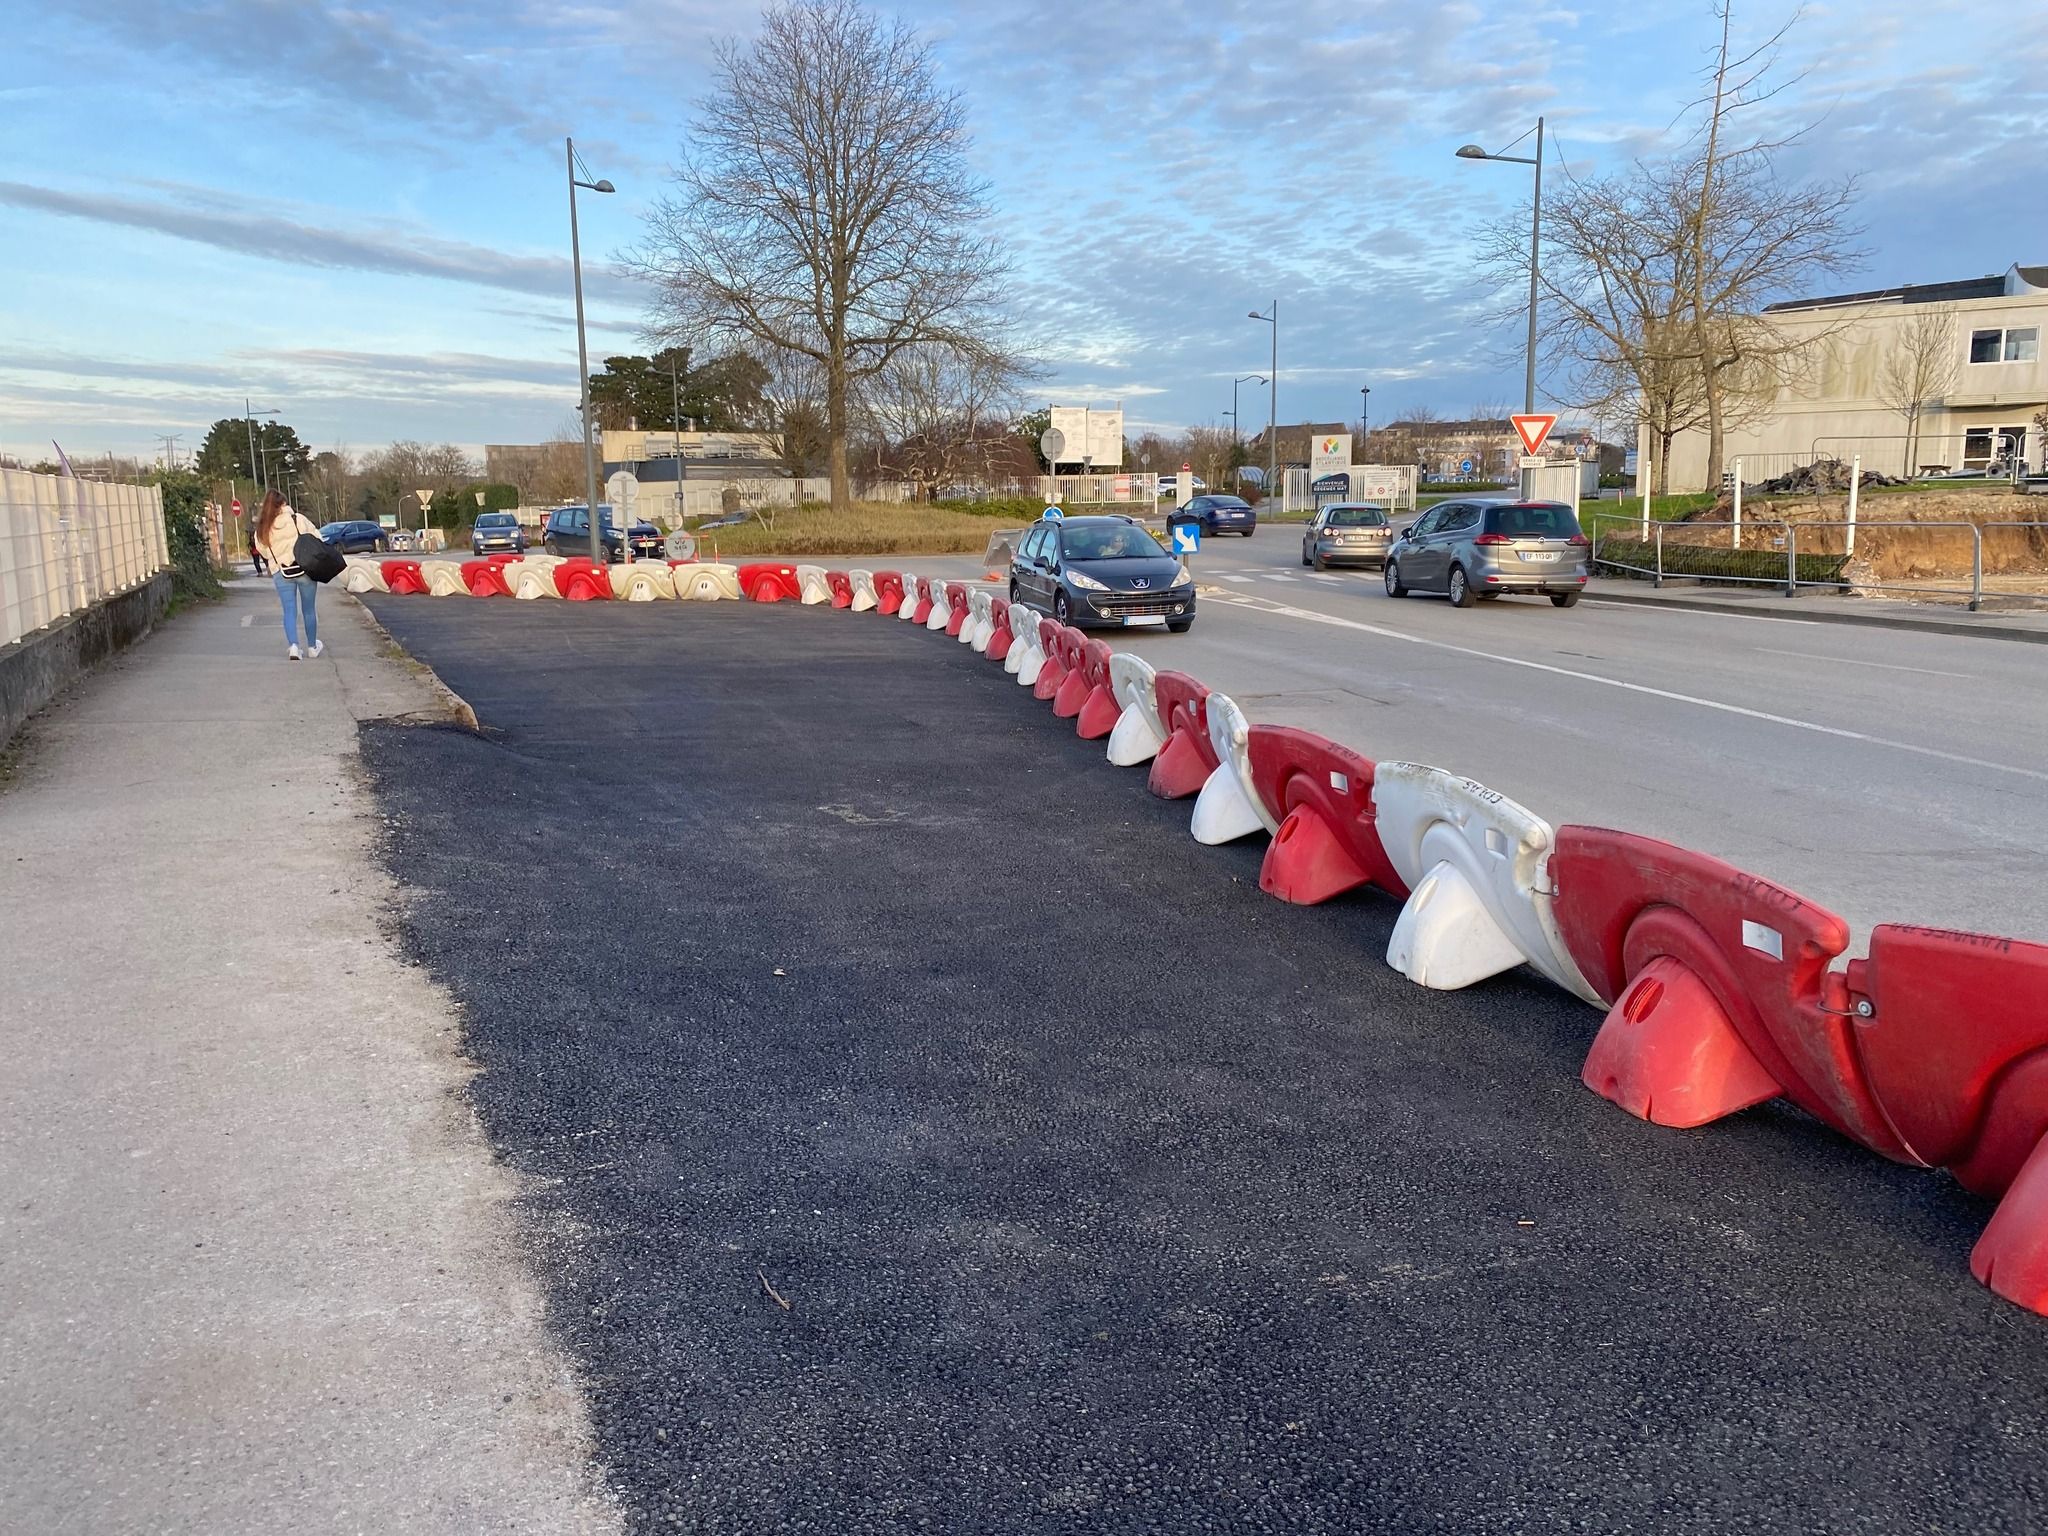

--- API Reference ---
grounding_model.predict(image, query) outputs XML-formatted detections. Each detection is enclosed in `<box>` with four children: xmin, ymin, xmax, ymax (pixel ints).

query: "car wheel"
<box><xmin>1243</xmin><ymin>526</ymin><xmax>1255</xmax><ymax>537</ymax></box>
<box><xmin>544</xmin><ymin>538</ymin><xmax>558</xmax><ymax>555</ymax></box>
<box><xmin>1311</xmin><ymin>550</ymin><xmax>1327</xmax><ymax>572</ymax></box>
<box><xmin>375</xmin><ymin>537</ymin><xmax>389</xmax><ymax>552</ymax></box>
<box><xmin>1384</xmin><ymin>560</ymin><xmax>1407</xmax><ymax>598</ymax></box>
<box><xmin>1167</xmin><ymin>617</ymin><xmax>1194</xmax><ymax>633</ymax></box>
<box><xmin>1009</xmin><ymin>580</ymin><xmax>1021</xmax><ymax>604</ymax></box>
<box><xmin>1054</xmin><ymin>591</ymin><xmax>1072</xmax><ymax>625</ymax></box>
<box><xmin>1301</xmin><ymin>545</ymin><xmax>1311</xmax><ymax>567</ymax></box>
<box><xmin>1448</xmin><ymin>564</ymin><xmax>1475</xmax><ymax>608</ymax></box>
<box><xmin>1551</xmin><ymin>591</ymin><xmax>1582</xmax><ymax>608</ymax></box>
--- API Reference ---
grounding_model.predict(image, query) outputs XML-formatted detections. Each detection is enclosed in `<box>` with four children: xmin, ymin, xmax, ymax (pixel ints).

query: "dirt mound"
<box><xmin>1672</xmin><ymin>489</ymin><xmax>2048</xmax><ymax>585</ymax></box>
<box><xmin>1746</xmin><ymin>457</ymin><xmax>1905</xmax><ymax>494</ymax></box>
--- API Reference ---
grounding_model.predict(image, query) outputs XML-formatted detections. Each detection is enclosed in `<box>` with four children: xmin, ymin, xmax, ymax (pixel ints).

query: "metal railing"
<box><xmin>1586</xmin><ymin>509</ymin><xmax>2048</xmax><ymax>611</ymax></box>
<box><xmin>2</xmin><ymin>468</ymin><xmax>170</xmax><ymax>647</ymax></box>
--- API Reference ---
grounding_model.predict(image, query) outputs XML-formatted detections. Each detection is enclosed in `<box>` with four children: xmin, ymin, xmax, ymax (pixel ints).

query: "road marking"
<box><xmin>1220</xmin><ymin>574</ymin><xmax>1254</xmax><ymax>584</ymax></box>
<box><xmin>1264</xmin><ymin>573</ymin><xmax>1297</xmax><ymax>583</ymax></box>
<box><xmin>240</xmin><ymin>614</ymin><xmax>253</xmax><ymax>628</ymax></box>
<box><xmin>1307</xmin><ymin>573</ymin><xmax>1344</xmax><ymax>583</ymax></box>
<box><xmin>1204</xmin><ymin>591</ymin><xmax>2048</xmax><ymax>785</ymax></box>
<box><xmin>1582</xmin><ymin>599</ymin><xmax>1826</xmax><ymax>629</ymax></box>
<box><xmin>1753</xmin><ymin>646</ymin><xmax>1974</xmax><ymax>680</ymax></box>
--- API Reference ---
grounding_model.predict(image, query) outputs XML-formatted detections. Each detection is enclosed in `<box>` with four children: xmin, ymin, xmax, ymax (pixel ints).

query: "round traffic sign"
<box><xmin>664</xmin><ymin>530</ymin><xmax>698</xmax><ymax>561</ymax></box>
<box><xmin>1040</xmin><ymin>505</ymin><xmax>1064</xmax><ymax>520</ymax></box>
<box><xmin>1039</xmin><ymin>427</ymin><xmax>1066</xmax><ymax>463</ymax></box>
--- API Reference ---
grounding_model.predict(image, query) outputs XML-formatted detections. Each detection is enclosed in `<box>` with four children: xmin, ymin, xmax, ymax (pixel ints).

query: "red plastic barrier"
<box><xmin>738</xmin><ymin>561</ymin><xmax>800</xmax><ymax>603</ymax></box>
<box><xmin>1245</xmin><ymin>727</ymin><xmax>1409</xmax><ymax>906</ymax></box>
<box><xmin>944</xmin><ymin>581</ymin><xmax>971</xmax><ymax>636</ymax></box>
<box><xmin>1147</xmin><ymin>671</ymin><xmax>1217</xmax><ymax>799</ymax></box>
<box><xmin>1838</xmin><ymin>926</ymin><xmax>2048</xmax><ymax>1311</ymax></box>
<box><xmin>910</xmin><ymin>576</ymin><xmax>936</xmax><ymax>625</ymax></box>
<box><xmin>1050</xmin><ymin>626</ymin><xmax>1091</xmax><ymax>717</ymax></box>
<box><xmin>874</xmin><ymin>570</ymin><xmax>905</xmax><ymax>615</ymax></box>
<box><xmin>1032</xmin><ymin>616</ymin><xmax>1067</xmax><ymax>701</ymax></box>
<box><xmin>553</xmin><ymin>557</ymin><xmax>612</xmax><ymax>601</ymax></box>
<box><xmin>461</xmin><ymin>558</ymin><xmax>510</xmax><ymax>597</ymax></box>
<box><xmin>826</xmin><ymin>570</ymin><xmax>854</xmax><ymax>608</ymax></box>
<box><xmin>1075</xmin><ymin>640</ymin><xmax>1119</xmax><ymax>738</ymax></box>
<box><xmin>1550</xmin><ymin>828</ymin><xmax>1902</xmax><ymax>1153</ymax></box>
<box><xmin>384</xmin><ymin>559</ymin><xmax>426</xmax><ymax>596</ymax></box>
<box><xmin>987</xmin><ymin>597</ymin><xmax>1015</xmax><ymax>661</ymax></box>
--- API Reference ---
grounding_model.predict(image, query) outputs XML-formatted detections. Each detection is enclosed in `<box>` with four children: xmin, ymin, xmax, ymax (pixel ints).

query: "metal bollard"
<box><xmin>1971</xmin><ymin>525</ymin><xmax>1982</xmax><ymax>612</ymax></box>
<box><xmin>1784</xmin><ymin>525</ymin><xmax>1798</xmax><ymax>598</ymax></box>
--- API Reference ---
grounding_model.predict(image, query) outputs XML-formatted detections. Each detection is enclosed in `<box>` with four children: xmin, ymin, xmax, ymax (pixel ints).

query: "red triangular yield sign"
<box><xmin>1511</xmin><ymin>413</ymin><xmax>1558</xmax><ymax>456</ymax></box>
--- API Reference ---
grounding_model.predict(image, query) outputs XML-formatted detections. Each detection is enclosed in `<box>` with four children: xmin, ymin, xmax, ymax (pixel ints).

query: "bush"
<box><xmin>148</xmin><ymin>469</ymin><xmax>224</xmax><ymax>604</ymax></box>
<box><xmin>1594</xmin><ymin>537</ymin><xmax>1849</xmax><ymax>586</ymax></box>
<box><xmin>479</xmin><ymin>482</ymin><xmax>520</xmax><ymax>512</ymax></box>
<box><xmin>933</xmin><ymin>495</ymin><xmax>1056</xmax><ymax>520</ymax></box>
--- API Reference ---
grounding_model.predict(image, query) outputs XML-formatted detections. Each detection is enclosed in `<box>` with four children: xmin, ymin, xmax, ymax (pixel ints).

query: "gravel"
<box><xmin>360</xmin><ymin>596</ymin><xmax>2048</xmax><ymax>1535</ymax></box>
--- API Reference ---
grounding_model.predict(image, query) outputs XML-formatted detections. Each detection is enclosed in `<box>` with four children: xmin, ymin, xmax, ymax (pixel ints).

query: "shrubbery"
<box><xmin>148</xmin><ymin>469</ymin><xmax>224</xmax><ymax>604</ymax></box>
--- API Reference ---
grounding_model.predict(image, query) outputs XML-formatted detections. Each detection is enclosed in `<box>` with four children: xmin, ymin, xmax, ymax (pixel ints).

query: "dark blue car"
<box><xmin>1008</xmin><ymin>515</ymin><xmax>1195</xmax><ymax>632</ymax></box>
<box><xmin>319</xmin><ymin>519</ymin><xmax>388</xmax><ymax>553</ymax></box>
<box><xmin>1186</xmin><ymin>494</ymin><xmax>1257</xmax><ymax>536</ymax></box>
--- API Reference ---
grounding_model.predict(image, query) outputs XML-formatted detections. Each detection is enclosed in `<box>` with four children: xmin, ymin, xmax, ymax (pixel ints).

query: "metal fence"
<box><xmin>1</xmin><ymin>468</ymin><xmax>170</xmax><ymax>647</ymax></box>
<box><xmin>1586</xmin><ymin>508</ymin><xmax>2048</xmax><ymax>610</ymax></box>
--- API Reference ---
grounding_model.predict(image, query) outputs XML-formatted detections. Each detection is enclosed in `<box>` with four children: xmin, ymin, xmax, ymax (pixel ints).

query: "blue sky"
<box><xmin>3</xmin><ymin>0</ymin><xmax>2043</xmax><ymax>463</ymax></box>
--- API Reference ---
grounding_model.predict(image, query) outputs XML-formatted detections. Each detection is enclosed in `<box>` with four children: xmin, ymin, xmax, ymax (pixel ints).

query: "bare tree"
<box><xmin>1874</xmin><ymin>305</ymin><xmax>1959</xmax><ymax>476</ymax></box>
<box><xmin>862</xmin><ymin>341</ymin><xmax>1032</xmax><ymax>498</ymax></box>
<box><xmin>632</xmin><ymin>0</ymin><xmax>1016</xmax><ymax>513</ymax></box>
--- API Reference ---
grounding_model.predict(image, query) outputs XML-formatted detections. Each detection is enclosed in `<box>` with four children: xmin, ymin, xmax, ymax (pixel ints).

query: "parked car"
<box><xmin>1301</xmin><ymin>503</ymin><xmax>1391</xmax><ymax>570</ymax></box>
<box><xmin>1383</xmin><ymin>499</ymin><xmax>1589</xmax><ymax>608</ymax></box>
<box><xmin>1009</xmin><ymin>515</ymin><xmax>1195</xmax><ymax>632</ymax></box>
<box><xmin>470</xmin><ymin>510</ymin><xmax>527</xmax><ymax>556</ymax></box>
<box><xmin>541</xmin><ymin>506</ymin><xmax>663</xmax><ymax>562</ymax></box>
<box><xmin>318</xmin><ymin>519</ymin><xmax>388</xmax><ymax>554</ymax></box>
<box><xmin>1185</xmin><ymin>494</ymin><xmax>1257</xmax><ymax>536</ymax></box>
<box><xmin>1156</xmin><ymin>474</ymin><xmax>1207</xmax><ymax>498</ymax></box>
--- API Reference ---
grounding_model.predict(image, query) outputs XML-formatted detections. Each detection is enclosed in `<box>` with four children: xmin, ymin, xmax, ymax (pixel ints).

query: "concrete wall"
<box><xmin>0</xmin><ymin>571</ymin><xmax>172</xmax><ymax>751</ymax></box>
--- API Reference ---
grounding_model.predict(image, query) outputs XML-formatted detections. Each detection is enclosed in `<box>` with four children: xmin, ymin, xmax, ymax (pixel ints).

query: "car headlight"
<box><xmin>1067</xmin><ymin>570</ymin><xmax>1108</xmax><ymax>592</ymax></box>
<box><xmin>1172</xmin><ymin>563</ymin><xmax>1191</xmax><ymax>585</ymax></box>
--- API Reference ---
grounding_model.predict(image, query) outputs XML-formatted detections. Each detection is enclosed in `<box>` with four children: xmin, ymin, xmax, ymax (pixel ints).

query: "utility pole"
<box><xmin>668</xmin><ymin>346</ymin><xmax>691</xmax><ymax>525</ymax></box>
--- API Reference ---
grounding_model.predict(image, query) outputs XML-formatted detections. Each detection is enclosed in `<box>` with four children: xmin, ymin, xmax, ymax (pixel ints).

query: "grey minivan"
<box><xmin>1383</xmin><ymin>500</ymin><xmax>1589</xmax><ymax>608</ymax></box>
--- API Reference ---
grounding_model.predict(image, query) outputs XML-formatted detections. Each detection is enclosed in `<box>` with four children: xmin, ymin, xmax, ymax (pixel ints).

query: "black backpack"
<box><xmin>293</xmin><ymin>520</ymin><xmax>347</xmax><ymax>584</ymax></box>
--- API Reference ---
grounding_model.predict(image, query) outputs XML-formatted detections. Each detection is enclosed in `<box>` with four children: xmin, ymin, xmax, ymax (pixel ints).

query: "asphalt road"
<box><xmin>891</xmin><ymin>527</ymin><xmax>2048</xmax><ymax>946</ymax></box>
<box><xmin>363</xmin><ymin>595</ymin><xmax>2047</xmax><ymax>1535</ymax></box>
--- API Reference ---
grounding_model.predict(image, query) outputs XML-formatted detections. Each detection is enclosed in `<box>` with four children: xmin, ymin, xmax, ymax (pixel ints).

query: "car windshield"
<box><xmin>1063</xmin><ymin>524</ymin><xmax>1163</xmax><ymax>560</ymax></box>
<box><xmin>319</xmin><ymin>522</ymin><xmax>347</xmax><ymax>537</ymax></box>
<box><xmin>477</xmin><ymin>513</ymin><xmax>515</xmax><ymax>529</ymax></box>
<box><xmin>1488</xmin><ymin>503</ymin><xmax>1581</xmax><ymax>537</ymax></box>
<box><xmin>1324</xmin><ymin>506</ymin><xmax>1386</xmax><ymax>527</ymax></box>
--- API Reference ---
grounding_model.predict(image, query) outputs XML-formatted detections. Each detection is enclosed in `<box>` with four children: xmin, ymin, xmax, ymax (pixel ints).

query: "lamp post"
<box><xmin>1359</xmin><ymin>385</ymin><xmax>1371</xmax><ymax>456</ymax></box>
<box><xmin>1456</xmin><ymin>116</ymin><xmax>1544</xmax><ymax>414</ymax></box>
<box><xmin>1229</xmin><ymin>374</ymin><xmax>1266</xmax><ymax>450</ymax></box>
<box><xmin>1246</xmin><ymin>305</ymin><xmax>1277</xmax><ymax>498</ymax></box>
<box><xmin>244</xmin><ymin>399</ymin><xmax>281</xmax><ymax>492</ymax></box>
<box><xmin>566</xmin><ymin>137</ymin><xmax>615</xmax><ymax>562</ymax></box>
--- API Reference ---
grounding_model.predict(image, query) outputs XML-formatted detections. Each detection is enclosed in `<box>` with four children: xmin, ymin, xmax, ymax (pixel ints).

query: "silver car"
<box><xmin>1301</xmin><ymin>502</ymin><xmax>1392</xmax><ymax>570</ymax></box>
<box><xmin>1383</xmin><ymin>499</ymin><xmax>1590</xmax><ymax>608</ymax></box>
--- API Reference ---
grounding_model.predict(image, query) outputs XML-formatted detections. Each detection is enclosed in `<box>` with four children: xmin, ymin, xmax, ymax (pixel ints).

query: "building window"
<box><xmin>1969</xmin><ymin>326</ymin><xmax>2039</xmax><ymax>364</ymax></box>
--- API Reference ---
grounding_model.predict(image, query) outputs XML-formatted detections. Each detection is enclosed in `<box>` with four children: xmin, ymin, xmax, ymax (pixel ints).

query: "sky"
<box><xmin>2</xmin><ymin>0</ymin><xmax>2044</xmax><ymax>464</ymax></box>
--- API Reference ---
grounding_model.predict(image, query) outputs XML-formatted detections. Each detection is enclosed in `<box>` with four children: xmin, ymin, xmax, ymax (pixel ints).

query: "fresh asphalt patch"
<box><xmin>360</xmin><ymin>596</ymin><xmax>2048</xmax><ymax>1534</ymax></box>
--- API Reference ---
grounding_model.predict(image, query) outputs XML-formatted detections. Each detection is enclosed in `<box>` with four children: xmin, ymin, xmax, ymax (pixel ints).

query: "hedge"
<box><xmin>1595</xmin><ymin>538</ymin><xmax>1850</xmax><ymax>585</ymax></box>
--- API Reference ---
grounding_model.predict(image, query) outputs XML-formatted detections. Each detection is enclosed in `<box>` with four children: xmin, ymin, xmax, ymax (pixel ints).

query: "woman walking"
<box><xmin>254</xmin><ymin>489</ymin><xmax>324</xmax><ymax>659</ymax></box>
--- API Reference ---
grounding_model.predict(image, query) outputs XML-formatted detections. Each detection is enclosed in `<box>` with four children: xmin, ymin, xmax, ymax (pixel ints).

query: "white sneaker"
<box><xmin>288</xmin><ymin>644</ymin><xmax>301</xmax><ymax>660</ymax></box>
<box><xmin>308</xmin><ymin>640</ymin><xmax>325</xmax><ymax>658</ymax></box>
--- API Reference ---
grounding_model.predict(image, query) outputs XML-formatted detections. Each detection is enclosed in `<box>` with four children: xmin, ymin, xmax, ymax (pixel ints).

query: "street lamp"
<box><xmin>1359</xmin><ymin>385</ymin><xmax>1371</xmax><ymax>455</ymax></box>
<box><xmin>1456</xmin><ymin>117</ymin><xmax>1543</xmax><ymax>414</ymax></box>
<box><xmin>245</xmin><ymin>399</ymin><xmax>281</xmax><ymax>491</ymax></box>
<box><xmin>1246</xmin><ymin>305</ymin><xmax>1277</xmax><ymax>498</ymax></box>
<box><xmin>566</xmin><ymin>137</ymin><xmax>615</xmax><ymax>562</ymax></box>
<box><xmin>1229</xmin><ymin>373</ymin><xmax>1266</xmax><ymax>452</ymax></box>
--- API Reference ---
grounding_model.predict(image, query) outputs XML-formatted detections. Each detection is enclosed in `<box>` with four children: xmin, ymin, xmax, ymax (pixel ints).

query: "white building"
<box><xmin>1664</xmin><ymin>261</ymin><xmax>2046</xmax><ymax>486</ymax></box>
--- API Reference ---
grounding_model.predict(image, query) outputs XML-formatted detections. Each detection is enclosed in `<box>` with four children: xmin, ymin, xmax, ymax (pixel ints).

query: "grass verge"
<box><xmin>686</xmin><ymin>502</ymin><xmax>1018</xmax><ymax>558</ymax></box>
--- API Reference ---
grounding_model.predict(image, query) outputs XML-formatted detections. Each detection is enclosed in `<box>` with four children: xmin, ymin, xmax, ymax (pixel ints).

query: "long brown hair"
<box><xmin>254</xmin><ymin>489</ymin><xmax>289</xmax><ymax>548</ymax></box>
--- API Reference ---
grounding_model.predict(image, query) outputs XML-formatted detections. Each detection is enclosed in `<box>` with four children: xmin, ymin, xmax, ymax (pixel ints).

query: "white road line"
<box><xmin>1582</xmin><ymin>599</ymin><xmax>1826</xmax><ymax>628</ymax></box>
<box><xmin>1263</xmin><ymin>573</ymin><xmax>1297</xmax><ymax>583</ymax></box>
<box><xmin>240</xmin><ymin>615</ymin><xmax>253</xmax><ymax>628</ymax></box>
<box><xmin>1204</xmin><ymin>590</ymin><xmax>2048</xmax><ymax>785</ymax></box>
<box><xmin>1307</xmin><ymin>573</ymin><xmax>1344</xmax><ymax>583</ymax></box>
<box><xmin>1220</xmin><ymin>574</ymin><xmax>1254</xmax><ymax>584</ymax></box>
<box><xmin>1753</xmin><ymin>646</ymin><xmax>1974</xmax><ymax>680</ymax></box>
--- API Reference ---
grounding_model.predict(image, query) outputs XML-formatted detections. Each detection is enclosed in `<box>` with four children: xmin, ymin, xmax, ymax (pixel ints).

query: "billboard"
<box><xmin>1047</xmin><ymin>406</ymin><xmax>1124</xmax><ymax>468</ymax></box>
<box><xmin>1310</xmin><ymin>433</ymin><xmax>1352</xmax><ymax>476</ymax></box>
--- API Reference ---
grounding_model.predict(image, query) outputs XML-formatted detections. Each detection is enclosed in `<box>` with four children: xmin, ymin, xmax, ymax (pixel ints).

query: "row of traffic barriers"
<box><xmin>347</xmin><ymin>545</ymin><xmax>2048</xmax><ymax>1318</ymax></box>
<box><xmin>869</xmin><ymin>576</ymin><xmax>2048</xmax><ymax>1321</ymax></box>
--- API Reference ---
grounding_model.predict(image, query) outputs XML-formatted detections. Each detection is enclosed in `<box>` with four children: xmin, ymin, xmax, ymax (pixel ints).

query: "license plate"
<box><xmin>1522</xmin><ymin>551</ymin><xmax>1560</xmax><ymax>562</ymax></box>
<box><xmin>1122</xmin><ymin>614</ymin><xmax>1168</xmax><ymax>628</ymax></box>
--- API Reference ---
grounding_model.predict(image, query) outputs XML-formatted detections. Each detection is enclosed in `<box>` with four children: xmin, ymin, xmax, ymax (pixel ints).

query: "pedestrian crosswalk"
<box><xmin>1200</xmin><ymin>566</ymin><xmax>1376</xmax><ymax>588</ymax></box>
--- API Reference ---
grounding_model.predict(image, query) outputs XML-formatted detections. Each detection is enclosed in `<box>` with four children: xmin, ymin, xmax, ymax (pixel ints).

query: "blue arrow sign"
<box><xmin>1171</xmin><ymin>523</ymin><xmax>1200</xmax><ymax>555</ymax></box>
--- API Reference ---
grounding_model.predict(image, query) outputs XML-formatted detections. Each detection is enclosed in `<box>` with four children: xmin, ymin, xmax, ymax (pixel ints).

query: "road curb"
<box><xmin>347</xmin><ymin>592</ymin><xmax>484</xmax><ymax>731</ymax></box>
<box><xmin>1588</xmin><ymin>587</ymin><xmax>2048</xmax><ymax>645</ymax></box>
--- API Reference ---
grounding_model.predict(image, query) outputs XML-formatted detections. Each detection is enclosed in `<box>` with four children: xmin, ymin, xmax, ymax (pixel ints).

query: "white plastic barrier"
<box><xmin>796</xmin><ymin>564</ymin><xmax>833</xmax><ymax>606</ymax></box>
<box><xmin>1013</xmin><ymin>614</ymin><xmax>1047</xmax><ymax>687</ymax></box>
<box><xmin>897</xmin><ymin>581</ymin><xmax>923</xmax><ymax>621</ymax></box>
<box><xmin>505</xmin><ymin>555</ymin><xmax>565</xmax><ymax>600</ymax></box>
<box><xmin>924</xmin><ymin>584</ymin><xmax>952</xmax><ymax>631</ymax></box>
<box><xmin>1372</xmin><ymin>763</ymin><xmax>1601</xmax><ymax>1002</ymax></box>
<box><xmin>1004</xmin><ymin>603</ymin><xmax>1037</xmax><ymax>675</ymax></box>
<box><xmin>340</xmin><ymin>556</ymin><xmax>389</xmax><ymax>594</ymax></box>
<box><xmin>848</xmin><ymin>569</ymin><xmax>880</xmax><ymax>613</ymax></box>
<box><xmin>421</xmin><ymin>560</ymin><xmax>469</xmax><ymax>597</ymax></box>
<box><xmin>612</xmin><ymin>562</ymin><xmax>677</xmax><ymax>601</ymax></box>
<box><xmin>1190</xmin><ymin>692</ymin><xmax>1278</xmax><ymax>845</ymax></box>
<box><xmin>965</xmin><ymin>589</ymin><xmax>994</xmax><ymax>650</ymax></box>
<box><xmin>674</xmin><ymin>562</ymin><xmax>743</xmax><ymax>601</ymax></box>
<box><xmin>1105</xmin><ymin>652</ymin><xmax>1166</xmax><ymax>767</ymax></box>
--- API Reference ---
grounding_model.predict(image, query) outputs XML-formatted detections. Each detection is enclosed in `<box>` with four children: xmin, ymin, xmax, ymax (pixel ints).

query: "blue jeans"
<box><xmin>274</xmin><ymin>573</ymin><xmax>319</xmax><ymax>648</ymax></box>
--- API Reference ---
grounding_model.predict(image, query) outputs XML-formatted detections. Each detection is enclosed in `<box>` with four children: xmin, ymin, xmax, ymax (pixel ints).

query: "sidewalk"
<box><xmin>0</xmin><ymin>581</ymin><xmax>617</xmax><ymax>1535</ymax></box>
<box><xmin>1585</xmin><ymin>575</ymin><xmax>2048</xmax><ymax>641</ymax></box>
